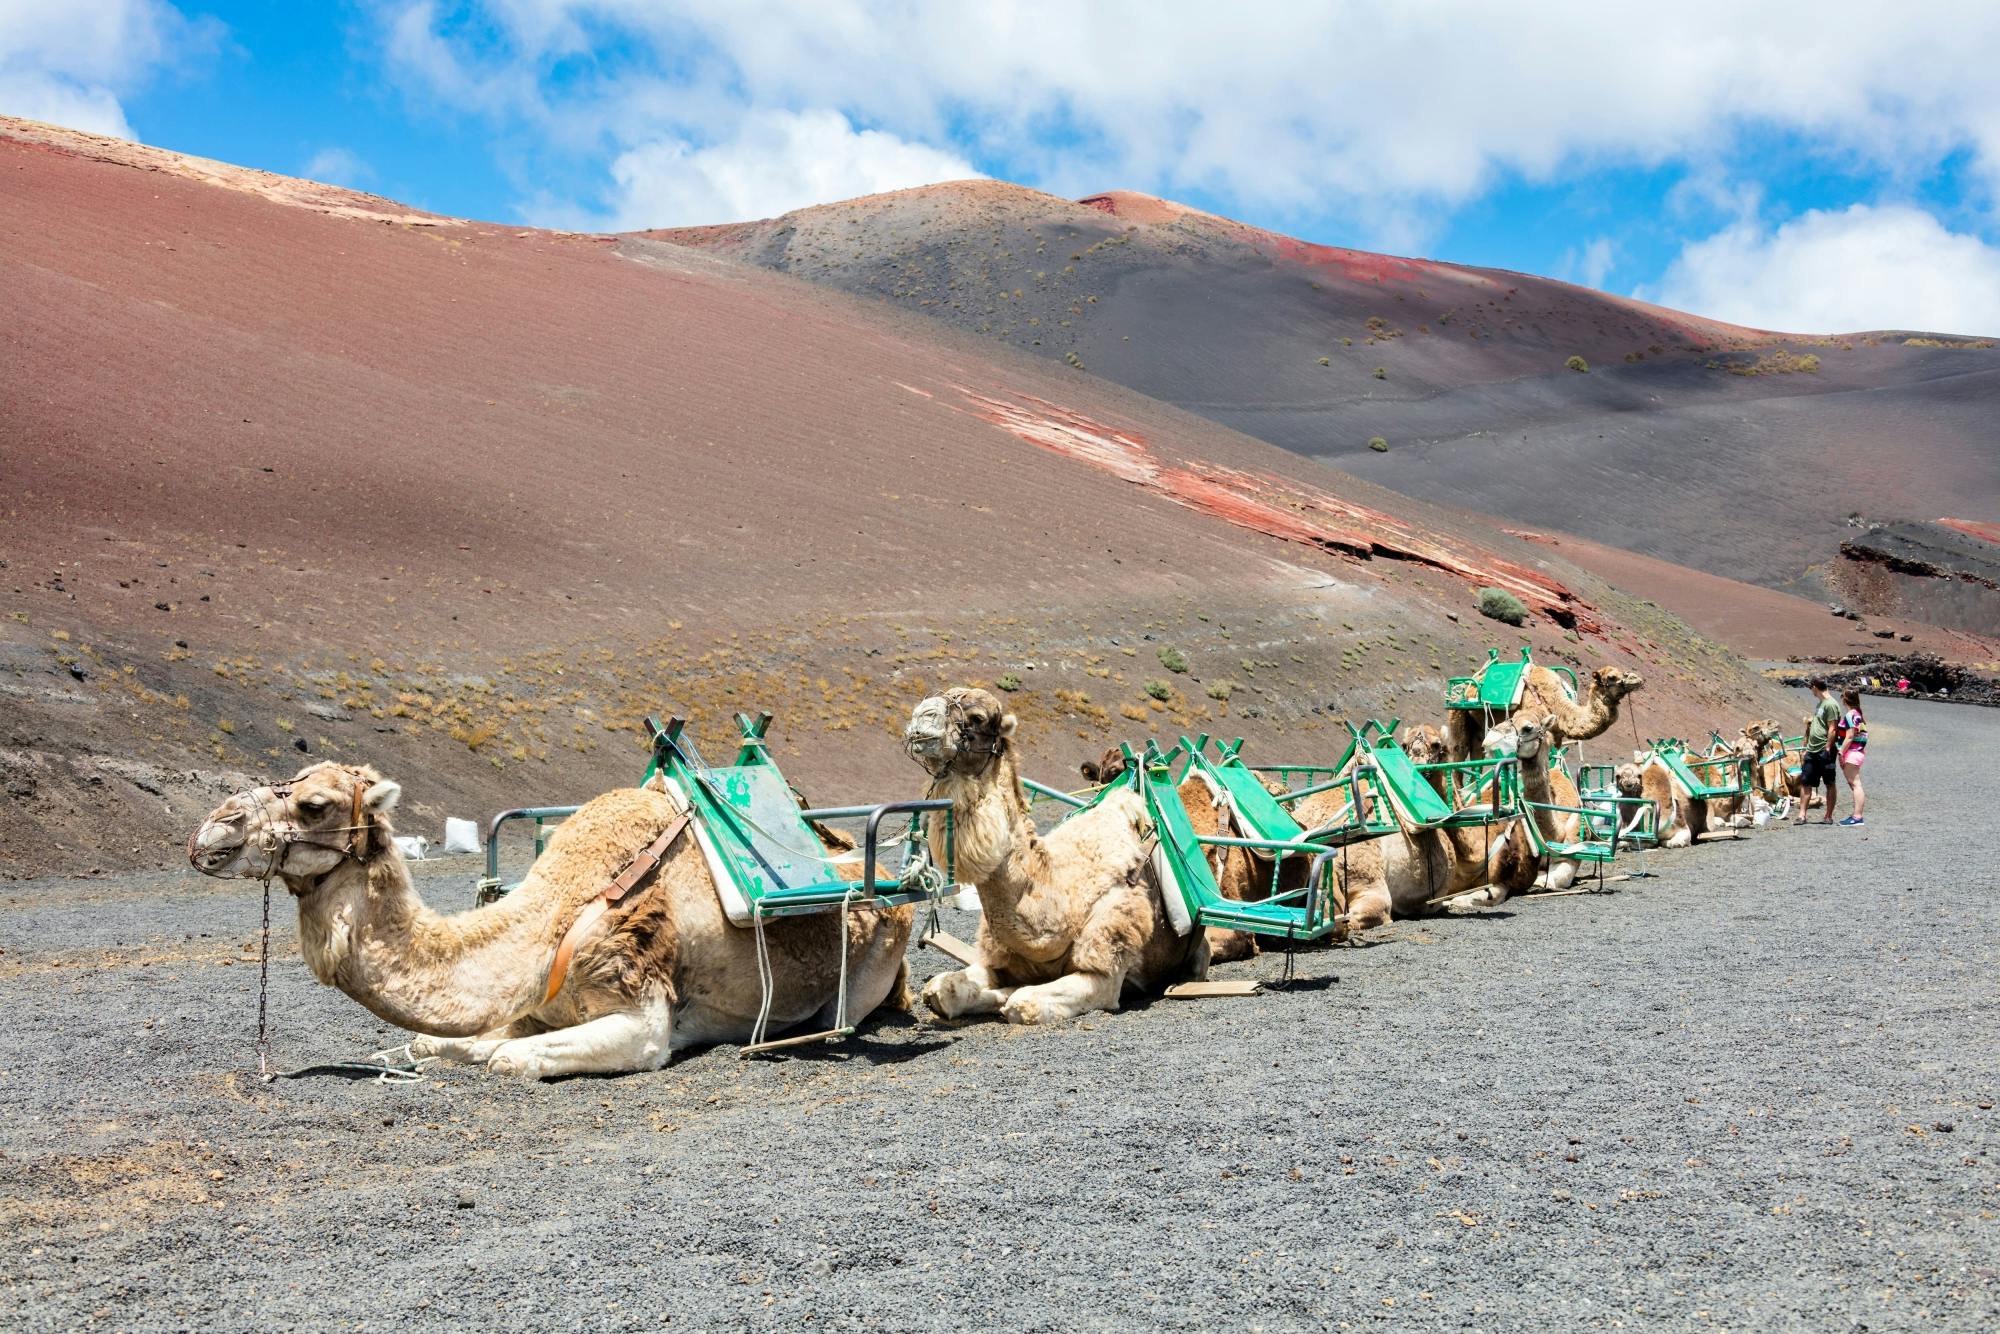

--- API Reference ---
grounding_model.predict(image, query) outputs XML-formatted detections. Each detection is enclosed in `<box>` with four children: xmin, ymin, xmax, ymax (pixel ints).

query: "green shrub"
<box><xmin>1205</xmin><ymin>680</ymin><xmax>1237</xmax><ymax>701</ymax></box>
<box><xmin>995</xmin><ymin>673</ymin><xmax>1022</xmax><ymax>692</ymax></box>
<box><xmin>1477</xmin><ymin>588</ymin><xmax>1529</xmax><ymax>625</ymax></box>
<box><xmin>1317</xmin><ymin>356</ymin><xmax>1331</xmax><ymax>366</ymax></box>
<box><xmin>1565</xmin><ymin>355</ymin><xmax>1589</xmax><ymax>373</ymax></box>
<box><xmin>1144</xmin><ymin>679</ymin><xmax>1172</xmax><ymax>701</ymax></box>
<box><xmin>1368</xmin><ymin>437</ymin><xmax>1389</xmax><ymax>453</ymax></box>
<box><xmin>1372</xmin><ymin>366</ymin><xmax>1387</xmax><ymax>380</ymax></box>
<box><xmin>1157</xmin><ymin>645</ymin><xmax>1189</xmax><ymax>673</ymax></box>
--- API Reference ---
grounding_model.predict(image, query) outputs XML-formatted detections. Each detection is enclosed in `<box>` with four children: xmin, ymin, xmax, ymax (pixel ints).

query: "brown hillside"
<box><xmin>1</xmin><ymin>119</ymin><xmax>1788</xmax><ymax>876</ymax></box>
<box><xmin>654</xmin><ymin>181</ymin><xmax>2000</xmax><ymax>619</ymax></box>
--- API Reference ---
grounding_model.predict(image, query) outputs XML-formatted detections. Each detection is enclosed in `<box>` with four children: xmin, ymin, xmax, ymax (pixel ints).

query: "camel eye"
<box><xmin>299</xmin><ymin>796</ymin><xmax>332</xmax><ymax>815</ymax></box>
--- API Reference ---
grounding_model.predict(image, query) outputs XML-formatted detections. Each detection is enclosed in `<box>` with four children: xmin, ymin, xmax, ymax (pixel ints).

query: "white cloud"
<box><xmin>1561</xmin><ymin>236</ymin><xmax>1617</xmax><ymax>291</ymax></box>
<box><xmin>0</xmin><ymin>0</ymin><xmax>215</xmax><ymax>139</ymax></box>
<box><xmin>372</xmin><ymin>2</ymin><xmax>2000</xmax><ymax>239</ymax></box>
<box><xmin>1650</xmin><ymin>204</ymin><xmax>2000</xmax><ymax>335</ymax></box>
<box><xmin>302</xmin><ymin>146</ymin><xmax>373</xmax><ymax>189</ymax></box>
<box><xmin>587</xmin><ymin>108</ymin><xmax>978</xmax><ymax>229</ymax></box>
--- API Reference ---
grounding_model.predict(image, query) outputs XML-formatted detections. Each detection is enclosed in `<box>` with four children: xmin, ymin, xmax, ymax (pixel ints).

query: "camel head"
<box><xmin>1499</xmin><ymin>711</ymin><xmax>1552</xmax><ymax>766</ymax></box>
<box><xmin>1397</xmin><ymin>723</ymin><xmax>1448</xmax><ymax>765</ymax></box>
<box><xmin>1589</xmin><ymin>664</ymin><xmax>1646</xmax><ymax>703</ymax></box>
<box><xmin>1079</xmin><ymin>745</ymin><xmax>1128</xmax><ymax>785</ymax></box>
<box><xmin>1614</xmin><ymin>762</ymin><xmax>1644</xmax><ymax>797</ymax></box>
<box><xmin>904</xmin><ymin>687</ymin><xmax>1016</xmax><ymax>779</ymax></box>
<box><xmin>188</xmin><ymin>761</ymin><xmax>402</xmax><ymax>890</ymax></box>
<box><xmin>1739</xmin><ymin>718</ymin><xmax>1782</xmax><ymax>753</ymax></box>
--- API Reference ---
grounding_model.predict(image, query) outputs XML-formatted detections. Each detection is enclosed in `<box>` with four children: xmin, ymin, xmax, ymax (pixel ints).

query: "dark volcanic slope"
<box><xmin>1</xmin><ymin>119</ymin><xmax>1786</xmax><ymax>875</ymax></box>
<box><xmin>655</xmin><ymin>183</ymin><xmax>2000</xmax><ymax>607</ymax></box>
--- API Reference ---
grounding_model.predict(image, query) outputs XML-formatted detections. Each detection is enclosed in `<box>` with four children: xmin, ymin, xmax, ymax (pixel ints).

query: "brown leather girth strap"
<box><xmin>543</xmin><ymin>811</ymin><xmax>694</xmax><ymax>1006</ymax></box>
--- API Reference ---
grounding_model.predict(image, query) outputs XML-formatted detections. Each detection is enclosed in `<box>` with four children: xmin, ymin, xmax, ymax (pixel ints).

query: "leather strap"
<box><xmin>543</xmin><ymin>811</ymin><xmax>693</xmax><ymax>1005</ymax></box>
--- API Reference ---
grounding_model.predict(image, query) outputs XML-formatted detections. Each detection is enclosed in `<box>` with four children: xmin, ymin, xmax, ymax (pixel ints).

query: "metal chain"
<box><xmin>255</xmin><ymin>874</ymin><xmax>273</xmax><ymax>1082</ymax></box>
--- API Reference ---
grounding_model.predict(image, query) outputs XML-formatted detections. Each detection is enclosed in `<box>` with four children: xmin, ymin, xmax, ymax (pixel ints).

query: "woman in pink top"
<box><xmin>1836</xmin><ymin>689</ymin><xmax>1868</xmax><ymax>826</ymax></box>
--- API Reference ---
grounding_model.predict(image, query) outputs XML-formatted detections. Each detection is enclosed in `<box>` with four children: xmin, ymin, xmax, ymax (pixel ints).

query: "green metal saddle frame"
<box><xmin>1124</xmin><ymin>740</ymin><xmax>1347</xmax><ymax>944</ymax></box>
<box><xmin>1445</xmin><ymin>645</ymin><xmax>1579</xmax><ymax>712</ymax></box>
<box><xmin>1643</xmin><ymin>738</ymin><xmax>1752</xmax><ymax>801</ymax></box>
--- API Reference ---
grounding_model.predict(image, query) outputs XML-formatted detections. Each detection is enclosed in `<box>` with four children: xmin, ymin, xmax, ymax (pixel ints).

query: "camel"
<box><xmin>1706</xmin><ymin>721</ymin><xmax>1782</xmax><ymax>827</ymax></box>
<box><xmin>1488</xmin><ymin>710</ymin><xmax>1595</xmax><ymax>889</ymax></box>
<box><xmin>1260</xmin><ymin>720</ymin><xmax>1544</xmax><ymax>931</ymax></box>
<box><xmin>187</xmin><ymin>761</ymin><xmax>915</xmax><ymax>1078</ymax></box>
<box><xmin>1446</xmin><ymin>662</ymin><xmax>1645</xmax><ymax>762</ymax></box>
<box><xmin>1079</xmin><ymin>746</ymin><xmax>1259</xmax><ymax>963</ymax></box>
<box><xmin>1395</xmin><ymin>722</ymin><xmax>1542</xmax><ymax>907</ymax></box>
<box><xmin>904</xmin><ymin>689</ymin><xmax>1210</xmax><ymax>1025</ymax></box>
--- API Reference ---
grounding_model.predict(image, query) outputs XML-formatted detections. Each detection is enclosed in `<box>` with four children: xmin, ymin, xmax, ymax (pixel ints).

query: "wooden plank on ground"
<box><xmin>921</xmin><ymin>932</ymin><xmax>980</xmax><ymax>965</ymax></box>
<box><xmin>1164</xmin><ymin>979</ymin><xmax>1262</xmax><ymax>999</ymax></box>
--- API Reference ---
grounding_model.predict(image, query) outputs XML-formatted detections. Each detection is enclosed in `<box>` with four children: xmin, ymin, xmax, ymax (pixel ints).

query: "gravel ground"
<box><xmin>1</xmin><ymin>695</ymin><xmax>1994</xmax><ymax>1331</ymax></box>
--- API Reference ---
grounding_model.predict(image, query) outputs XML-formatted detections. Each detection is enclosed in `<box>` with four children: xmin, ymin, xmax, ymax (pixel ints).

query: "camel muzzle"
<box><xmin>904</xmin><ymin>696</ymin><xmax>953</xmax><ymax>771</ymax></box>
<box><xmin>187</xmin><ymin>816</ymin><xmax>247</xmax><ymax>875</ymax></box>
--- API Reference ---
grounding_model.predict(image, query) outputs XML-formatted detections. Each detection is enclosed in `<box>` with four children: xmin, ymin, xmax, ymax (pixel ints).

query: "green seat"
<box><xmin>1190</xmin><ymin>747</ymin><xmax>1308</xmax><ymax>844</ymax></box>
<box><xmin>1134</xmin><ymin>753</ymin><xmax>1340</xmax><ymax>943</ymax></box>
<box><xmin>1648</xmin><ymin>742</ymin><xmax>1749</xmax><ymax>801</ymax></box>
<box><xmin>646</xmin><ymin>716</ymin><xmax>938</xmax><ymax>925</ymax></box>
<box><xmin>1445</xmin><ymin>645</ymin><xmax>1578</xmax><ymax>712</ymax></box>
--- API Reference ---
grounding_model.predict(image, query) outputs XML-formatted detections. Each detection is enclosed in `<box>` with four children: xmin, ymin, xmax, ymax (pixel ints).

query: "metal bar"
<box><xmin>861</xmin><ymin>799</ymin><xmax>954</xmax><ymax>891</ymax></box>
<box><xmin>1018</xmin><ymin>778</ymin><xmax>1090</xmax><ymax>809</ymax></box>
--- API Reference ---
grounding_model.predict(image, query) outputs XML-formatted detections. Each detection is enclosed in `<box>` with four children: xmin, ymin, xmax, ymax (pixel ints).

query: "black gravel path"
<box><xmin>1</xmin><ymin>696</ymin><xmax>1993</xmax><ymax>1330</ymax></box>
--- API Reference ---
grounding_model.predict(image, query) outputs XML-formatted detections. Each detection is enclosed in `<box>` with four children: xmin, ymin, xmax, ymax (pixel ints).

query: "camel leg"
<box><xmin>407</xmin><ymin>1018</ymin><xmax>540</xmax><ymax>1065</ymax></box>
<box><xmin>1000</xmin><ymin>970</ymin><xmax>1124</xmax><ymax>1025</ymax></box>
<box><xmin>1536</xmin><ymin>859</ymin><xmax>1579</xmax><ymax>891</ymax></box>
<box><xmin>484</xmin><ymin>996</ymin><xmax>674</xmax><ymax>1079</ymax></box>
<box><xmin>1204</xmin><ymin>926</ymin><xmax>1258</xmax><ymax>963</ymax></box>
<box><xmin>921</xmin><ymin>964</ymin><xmax>1017</xmax><ymax>1020</ymax></box>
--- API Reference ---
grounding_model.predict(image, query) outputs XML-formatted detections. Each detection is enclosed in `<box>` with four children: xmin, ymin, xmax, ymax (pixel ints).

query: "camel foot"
<box><xmin>921</xmin><ymin>967</ymin><xmax>1012</xmax><ymax>1020</ymax></box>
<box><xmin>407</xmin><ymin>1034</ymin><xmax>508</xmax><ymax>1066</ymax></box>
<box><xmin>1000</xmin><ymin>973</ymin><xmax>1121</xmax><ymax>1026</ymax></box>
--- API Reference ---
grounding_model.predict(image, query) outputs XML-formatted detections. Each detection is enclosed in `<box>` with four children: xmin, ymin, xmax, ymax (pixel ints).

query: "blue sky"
<box><xmin>7</xmin><ymin>1</ymin><xmax>2000</xmax><ymax>333</ymax></box>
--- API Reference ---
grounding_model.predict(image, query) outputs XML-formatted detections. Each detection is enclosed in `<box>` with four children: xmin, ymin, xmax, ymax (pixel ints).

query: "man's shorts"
<box><xmin>1800</xmin><ymin>748</ymin><xmax>1837</xmax><ymax>785</ymax></box>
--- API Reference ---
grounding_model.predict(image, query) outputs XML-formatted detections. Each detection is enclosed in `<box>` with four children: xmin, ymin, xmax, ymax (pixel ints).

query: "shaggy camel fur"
<box><xmin>905</xmin><ymin>689</ymin><xmax>1205</xmax><ymax>1025</ymax></box>
<box><xmin>188</xmin><ymin>762</ymin><xmax>913</xmax><ymax>1077</ymax></box>
<box><xmin>1446</xmin><ymin>663</ymin><xmax>1645</xmax><ymax>762</ymax></box>
<box><xmin>1079</xmin><ymin>747</ymin><xmax>1258</xmax><ymax>963</ymax></box>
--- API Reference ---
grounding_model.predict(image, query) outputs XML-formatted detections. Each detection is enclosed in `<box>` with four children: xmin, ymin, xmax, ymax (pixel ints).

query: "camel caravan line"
<box><xmin>187</xmin><ymin>645</ymin><xmax>1786</xmax><ymax>1080</ymax></box>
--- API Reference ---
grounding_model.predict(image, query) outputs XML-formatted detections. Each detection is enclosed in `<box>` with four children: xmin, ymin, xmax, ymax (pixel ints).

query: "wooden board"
<box><xmin>1163</xmin><ymin>979</ymin><xmax>1262</xmax><ymax>999</ymax></box>
<box><xmin>920</xmin><ymin>932</ymin><xmax>980</xmax><ymax>965</ymax></box>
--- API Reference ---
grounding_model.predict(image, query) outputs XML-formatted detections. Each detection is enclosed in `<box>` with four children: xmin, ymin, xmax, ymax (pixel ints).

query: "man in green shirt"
<box><xmin>1796</xmin><ymin>677</ymin><xmax>1841</xmax><ymax>825</ymax></box>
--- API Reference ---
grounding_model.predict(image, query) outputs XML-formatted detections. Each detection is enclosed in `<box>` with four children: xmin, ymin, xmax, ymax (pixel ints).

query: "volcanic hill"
<box><xmin>655</xmin><ymin>182</ymin><xmax>2000</xmax><ymax>636</ymax></box>
<box><xmin>3</xmin><ymin>118</ymin><xmax>1792</xmax><ymax>874</ymax></box>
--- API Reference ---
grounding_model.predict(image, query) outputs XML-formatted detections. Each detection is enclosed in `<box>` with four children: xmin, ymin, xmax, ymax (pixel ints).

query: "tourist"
<box><xmin>1796</xmin><ymin>677</ymin><xmax>1841</xmax><ymax>825</ymax></box>
<box><xmin>1835</xmin><ymin>689</ymin><xmax>1868</xmax><ymax>826</ymax></box>
<box><xmin>1897</xmin><ymin>677</ymin><xmax>1911</xmax><ymax>693</ymax></box>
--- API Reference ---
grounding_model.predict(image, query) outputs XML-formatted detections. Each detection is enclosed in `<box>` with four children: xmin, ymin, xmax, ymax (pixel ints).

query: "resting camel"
<box><xmin>187</xmin><ymin>761</ymin><xmax>914</xmax><ymax>1078</ymax></box>
<box><xmin>1395</xmin><ymin>722</ymin><xmax>1542</xmax><ymax>907</ymax></box>
<box><xmin>1446</xmin><ymin>662</ymin><xmax>1645</xmax><ymax>762</ymax></box>
<box><xmin>904</xmin><ymin>688</ymin><xmax>1209</xmax><ymax>1025</ymax></box>
<box><xmin>1706</xmin><ymin>721</ymin><xmax>1782</xmax><ymax>827</ymax></box>
<box><xmin>1488</xmin><ymin>710</ymin><xmax>1596</xmax><ymax>889</ymax></box>
<box><xmin>1248</xmin><ymin>720</ymin><xmax>1544</xmax><ymax>932</ymax></box>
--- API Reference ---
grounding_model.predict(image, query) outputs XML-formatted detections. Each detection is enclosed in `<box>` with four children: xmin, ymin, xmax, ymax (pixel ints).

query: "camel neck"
<box><xmin>932</xmin><ymin>752</ymin><xmax>1072</xmax><ymax>957</ymax></box>
<box><xmin>1514</xmin><ymin>751</ymin><xmax>1567</xmax><ymax>844</ymax></box>
<box><xmin>291</xmin><ymin>851</ymin><xmax>554</xmax><ymax>1037</ymax></box>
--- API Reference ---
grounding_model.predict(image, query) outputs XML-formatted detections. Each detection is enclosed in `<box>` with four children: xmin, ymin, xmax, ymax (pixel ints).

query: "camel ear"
<box><xmin>1079</xmin><ymin>760</ymin><xmax>1101</xmax><ymax>782</ymax></box>
<box><xmin>999</xmin><ymin>713</ymin><xmax>1017</xmax><ymax>738</ymax></box>
<box><xmin>362</xmin><ymin>779</ymin><xmax>402</xmax><ymax>813</ymax></box>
